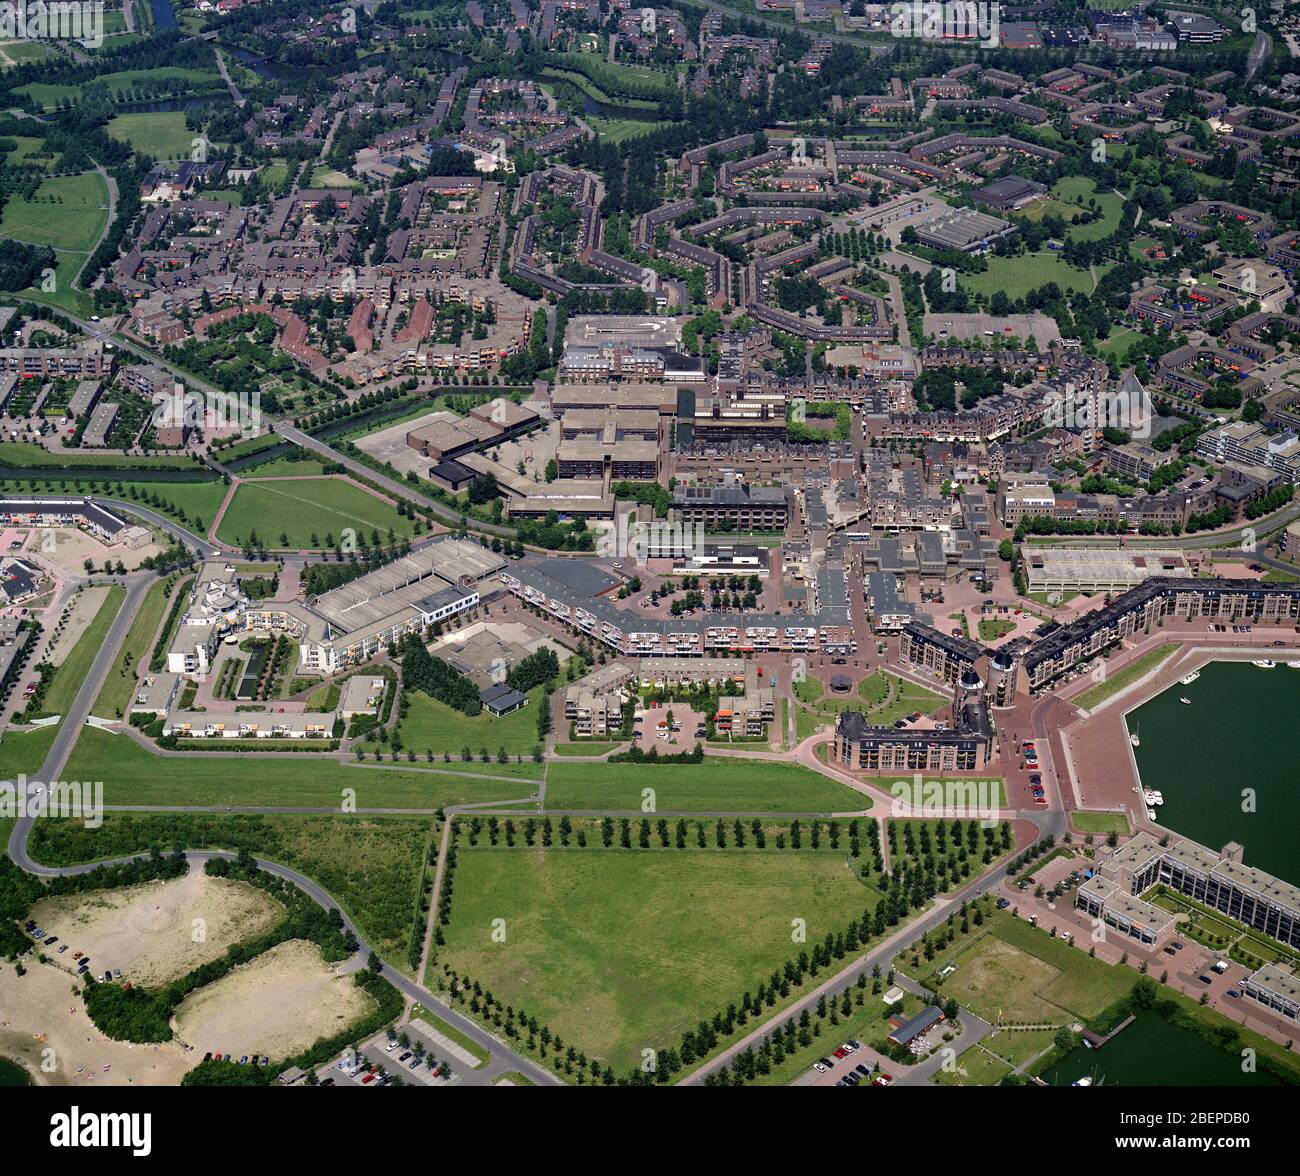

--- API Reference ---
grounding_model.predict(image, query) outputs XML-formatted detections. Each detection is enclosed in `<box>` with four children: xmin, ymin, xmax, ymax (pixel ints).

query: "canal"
<box><xmin>1040</xmin><ymin>1011</ymin><xmax>1283</xmax><ymax>1086</ymax></box>
<box><xmin>1127</xmin><ymin>660</ymin><xmax>1300</xmax><ymax>882</ymax></box>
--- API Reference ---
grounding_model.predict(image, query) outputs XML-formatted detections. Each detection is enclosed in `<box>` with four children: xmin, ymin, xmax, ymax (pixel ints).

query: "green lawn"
<box><xmin>960</xmin><ymin>251</ymin><xmax>1107</xmax><ymax>301</ymax></box>
<box><xmin>1051</xmin><ymin>176</ymin><xmax>1125</xmax><ymax>244</ymax></box>
<box><xmin>923</xmin><ymin>912</ymin><xmax>1135</xmax><ymax>1026</ymax></box>
<box><xmin>438</xmin><ymin>846</ymin><xmax>882</xmax><ymax>1069</ymax></box>
<box><xmin>542</xmin><ymin>758</ymin><xmax>867</xmax><ymax>813</ymax></box>
<box><xmin>977</xmin><ymin>619</ymin><xmax>1016</xmax><ymax>641</ymax></box>
<box><xmin>63</xmin><ymin>726</ymin><xmax>534</xmax><ymax>808</ymax></box>
<box><xmin>0</xmin><ymin>170</ymin><xmax>109</xmax><ymax>253</ymax></box>
<box><xmin>106</xmin><ymin>112</ymin><xmax>217</xmax><ymax>160</ymax></box>
<box><xmin>933</xmin><ymin>1042</ymin><xmax>1013</xmax><ymax>1086</ymax></box>
<box><xmin>0</xmin><ymin>475</ymin><xmax>226</xmax><ymax>541</ymax></box>
<box><xmin>553</xmin><ymin>741</ymin><xmax>622</xmax><ymax>756</ymax></box>
<box><xmin>0</xmin><ymin>725</ymin><xmax>57</xmax><ymax>780</ymax></box>
<box><xmin>398</xmin><ymin>687</ymin><xmax>543</xmax><ymax>759</ymax></box>
<box><xmin>216</xmin><ymin>477</ymin><xmax>417</xmax><ymax>549</ymax></box>
<box><xmin>1074</xmin><ymin>644</ymin><xmax>1177</xmax><ymax>710</ymax></box>
<box><xmin>40</xmin><ymin>585</ymin><xmax>125</xmax><ymax>717</ymax></box>
<box><xmin>1096</xmin><ymin>326</ymin><xmax>1146</xmax><ymax>359</ymax></box>
<box><xmin>17</xmin><ymin>67</ymin><xmax>220</xmax><ymax>111</ymax></box>
<box><xmin>92</xmin><ymin>577</ymin><xmax>177</xmax><ymax>720</ymax></box>
<box><xmin>1071</xmin><ymin>811</ymin><xmax>1131</xmax><ymax>835</ymax></box>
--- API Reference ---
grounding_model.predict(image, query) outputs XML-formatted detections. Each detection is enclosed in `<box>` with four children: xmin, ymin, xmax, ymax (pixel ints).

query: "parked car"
<box><xmin>812</xmin><ymin>1062</ymin><xmax>828</xmax><ymax>1073</ymax></box>
<box><xmin>1226</xmin><ymin>990</ymin><xmax>1241</xmax><ymax>999</ymax></box>
<box><xmin>1198</xmin><ymin>974</ymin><xmax>1213</xmax><ymax>985</ymax></box>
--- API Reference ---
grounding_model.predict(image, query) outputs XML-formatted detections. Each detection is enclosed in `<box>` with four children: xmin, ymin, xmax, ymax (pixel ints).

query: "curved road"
<box><xmin>4</xmin><ymin>572</ymin><xmax>559</xmax><ymax>1086</ymax></box>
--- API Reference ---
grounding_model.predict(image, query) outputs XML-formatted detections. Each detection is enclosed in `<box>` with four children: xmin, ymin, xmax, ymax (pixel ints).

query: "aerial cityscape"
<box><xmin>0</xmin><ymin>0</ymin><xmax>1297</xmax><ymax>1114</ymax></box>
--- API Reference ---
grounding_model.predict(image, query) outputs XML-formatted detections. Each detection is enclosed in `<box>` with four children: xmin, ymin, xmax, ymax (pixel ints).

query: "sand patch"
<box><xmin>46</xmin><ymin>585</ymin><xmax>109</xmax><ymax>667</ymax></box>
<box><xmin>172</xmin><ymin>939</ymin><xmax>373</xmax><ymax>1059</ymax></box>
<box><xmin>36</xmin><ymin>528</ymin><xmax>163</xmax><ymax>577</ymax></box>
<box><xmin>0</xmin><ymin>958</ymin><xmax>191</xmax><ymax>1086</ymax></box>
<box><xmin>29</xmin><ymin>872</ymin><xmax>284</xmax><ymax>988</ymax></box>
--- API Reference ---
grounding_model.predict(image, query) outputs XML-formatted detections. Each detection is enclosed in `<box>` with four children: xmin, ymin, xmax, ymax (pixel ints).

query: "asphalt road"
<box><xmin>3</xmin><ymin>574</ymin><xmax>559</xmax><ymax>1086</ymax></box>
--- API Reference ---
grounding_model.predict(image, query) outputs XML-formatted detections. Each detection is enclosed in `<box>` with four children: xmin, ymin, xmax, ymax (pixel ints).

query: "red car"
<box><xmin>833</xmin><ymin>1047</ymin><xmax>849</xmax><ymax>1059</ymax></box>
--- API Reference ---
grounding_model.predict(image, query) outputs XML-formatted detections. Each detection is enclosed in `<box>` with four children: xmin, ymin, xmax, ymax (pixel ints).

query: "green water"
<box><xmin>1041</xmin><ymin>1011</ymin><xmax>1283</xmax><ymax>1086</ymax></box>
<box><xmin>1128</xmin><ymin>661</ymin><xmax>1300</xmax><ymax>882</ymax></box>
<box><xmin>0</xmin><ymin>1056</ymin><xmax>31</xmax><ymax>1086</ymax></box>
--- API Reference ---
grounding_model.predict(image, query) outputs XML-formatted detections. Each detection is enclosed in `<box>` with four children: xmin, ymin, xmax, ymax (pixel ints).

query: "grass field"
<box><xmin>0</xmin><ymin>725</ymin><xmax>57</xmax><ymax>780</ymax></box>
<box><xmin>960</xmin><ymin>251</ymin><xmax>1107</xmax><ymax>301</ymax></box>
<box><xmin>543</xmin><ymin>758</ymin><xmax>867</xmax><ymax>813</ymax></box>
<box><xmin>397</xmin><ymin>687</ymin><xmax>543</xmax><ymax>760</ymax></box>
<box><xmin>92</xmin><ymin>577</ymin><xmax>177</xmax><ymax>720</ymax></box>
<box><xmin>41</xmin><ymin>586</ymin><xmax>125</xmax><ymax>717</ymax></box>
<box><xmin>215</xmin><ymin>477</ymin><xmax>417</xmax><ymax>549</ymax></box>
<box><xmin>1075</xmin><ymin>644</ymin><xmax>1177</xmax><ymax>710</ymax></box>
<box><xmin>0</xmin><ymin>476</ymin><xmax>226</xmax><ymax>540</ymax></box>
<box><xmin>28</xmin><ymin>812</ymin><xmax>434</xmax><ymax>963</ymax></box>
<box><xmin>64</xmin><ymin>726</ymin><xmax>535</xmax><ymax>809</ymax></box>
<box><xmin>586</xmin><ymin>117</ymin><xmax>677</xmax><ymax>144</ymax></box>
<box><xmin>553</xmin><ymin>741</ymin><xmax>622</xmax><ymax>756</ymax></box>
<box><xmin>1071</xmin><ymin>811</ymin><xmax>1130</xmax><ymax>835</ymax></box>
<box><xmin>17</xmin><ymin>67</ymin><xmax>220</xmax><ymax>111</ymax></box>
<box><xmin>1052</xmin><ymin>176</ymin><xmax>1125</xmax><ymax>243</ymax></box>
<box><xmin>0</xmin><ymin>170</ymin><xmax>109</xmax><ymax>254</ymax></box>
<box><xmin>934</xmin><ymin>1042</ymin><xmax>1014</xmax><ymax>1086</ymax></box>
<box><xmin>106</xmin><ymin>112</ymin><xmax>216</xmax><ymax>161</ymax></box>
<box><xmin>922</xmin><ymin>912</ymin><xmax>1134</xmax><ymax>1026</ymax></box>
<box><xmin>439</xmin><ymin>847</ymin><xmax>882</xmax><ymax>1069</ymax></box>
<box><xmin>308</xmin><ymin>167</ymin><xmax>362</xmax><ymax>189</ymax></box>
<box><xmin>1096</xmin><ymin>326</ymin><xmax>1146</xmax><ymax>359</ymax></box>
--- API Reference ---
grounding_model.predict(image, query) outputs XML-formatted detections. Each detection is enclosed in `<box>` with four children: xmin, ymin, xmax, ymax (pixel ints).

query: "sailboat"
<box><xmin>1179</xmin><ymin>696</ymin><xmax>1192</xmax><ymax>705</ymax></box>
<box><xmin>1129</xmin><ymin>724</ymin><xmax>1140</xmax><ymax>748</ymax></box>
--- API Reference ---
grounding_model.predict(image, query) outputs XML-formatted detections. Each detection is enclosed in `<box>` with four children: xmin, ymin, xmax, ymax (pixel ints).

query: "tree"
<box><xmin>998</xmin><ymin>539</ymin><xmax>1015</xmax><ymax>562</ymax></box>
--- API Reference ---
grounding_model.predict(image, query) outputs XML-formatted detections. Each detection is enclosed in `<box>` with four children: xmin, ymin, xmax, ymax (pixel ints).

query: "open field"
<box><xmin>215</xmin><ymin>477</ymin><xmax>417</xmax><ymax>549</ymax></box>
<box><xmin>921</xmin><ymin>912</ymin><xmax>1134</xmax><ymax>1026</ymax></box>
<box><xmin>398</xmin><ymin>687</ymin><xmax>543</xmax><ymax>759</ymax></box>
<box><xmin>28</xmin><ymin>872</ymin><xmax>284</xmax><ymax>988</ymax></box>
<box><xmin>553</xmin><ymin>741</ymin><xmax>622</xmax><ymax>756</ymax></box>
<box><xmin>106</xmin><ymin>112</ymin><xmax>215</xmax><ymax>160</ymax></box>
<box><xmin>439</xmin><ymin>847</ymin><xmax>882</xmax><ymax>1069</ymax></box>
<box><xmin>933</xmin><ymin>1042</ymin><xmax>1014</xmax><ymax>1086</ymax></box>
<box><xmin>960</xmin><ymin>251</ymin><xmax>1107</xmax><ymax>301</ymax></box>
<box><xmin>1075</xmin><ymin>644</ymin><xmax>1177</xmax><ymax>709</ymax></box>
<box><xmin>16</xmin><ymin>67</ymin><xmax>221</xmax><ymax>111</ymax></box>
<box><xmin>28</xmin><ymin>811</ymin><xmax>436</xmax><ymax>964</ymax></box>
<box><xmin>1052</xmin><ymin>176</ymin><xmax>1125</xmax><ymax>243</ymax></box>
<box><xmin>0</xmin><ymin>170</ymin><xmax>109</xmax><ymax>254</ymax></box>
<box><xmin>92</xmin><ymin>577</ymin><xmax>178</xmax><ymax>719</ymax></box>
<box><xmin>40</xmin><ymin>585</ymin><xmax>124</xmax><ymax>717</ymax></box>
<box><xmin>172</xmin><ymin>939</ymin><xmax>374</xmax><ymax>1058</ymax></box>
<box><xmin>0</xmin><ymin>726</ymin><xmax>57</xmax><ymax>780</ymax></box>
<box><xmin>542</xmin><ymin>758</ymin><xmax>867</xmax><ymax>812</ymax></box>
<box><xmin>63</xmin><ymin>727</ymin><xmax>530</xmax><ymax>809</ymax></box>
<box><xmin>795</xmin><ymin>671</ymin><xmax>947</xmax><ymax>740</ymax></box>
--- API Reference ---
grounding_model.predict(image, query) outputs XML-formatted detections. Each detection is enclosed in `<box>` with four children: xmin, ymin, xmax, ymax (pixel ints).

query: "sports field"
<box><xmin>439</xmin><ymin>847</ymin><xmax>883</xmax><ymax>1069</ymax></box>
<box><xmin>215</xmin><ymin>477</ymin><xmax>418</xmax><ymax>549</ymax></box>
<box><xmin>542</xmin><ymin>758</ymin><xmax>867</xmax><ymax>813</ymax></box>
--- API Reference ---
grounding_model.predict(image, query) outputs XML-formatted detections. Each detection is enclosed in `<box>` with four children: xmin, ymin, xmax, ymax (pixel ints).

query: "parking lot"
<box><xmin>791</xmin><ymin>1036</ymin><xmax>895</xmax><ymax>1087</ymax></box>
<box><xmin>316</xmin><ymin>1027</ymin><xmax>464</xmax><ymax>1088</ymax></box>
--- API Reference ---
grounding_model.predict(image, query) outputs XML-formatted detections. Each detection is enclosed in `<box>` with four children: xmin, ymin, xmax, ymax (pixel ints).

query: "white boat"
<box><xmin>1152</xmin><ymin>791</ymin><xmax>1164</xmax><ymax>805</ymax></box>
<box><xmin>1072</xmin><ymin>1076</ymin><xmax>1092</xmax><ymax>1087</ymax></box>
<box><xmin>1288</xmin><ymin>661</ymin><xmax>1300</xmax><ymax>670</ymax></box>
<box><xmin>1179</xmin><ymin>671</ymin><xmax>1200</xmax><ymax>685</ymax></box>
<box><xmin>1147</xmin><ymin>807</ymin><xmax>1157</xmax><ymax>821</ymax></box>
<box><xmin>1252</xmin><ymin>659</ymin><xmax>1276</xmax><ymax>669</ymax></box>
<box><xmin>1179</xmin><ymin>696</ymin><xmax>1192</xmax><ymax>705</ymax></box>
<box><xmin>1129</xmin><ymin>725</ymin><xmax>1140</xmax><ymax>748</ymax></box>
<box><xmin>1143</xmin><ymin>790</ymin><xmax>1158</xmax><ymax>805</ymax></box>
